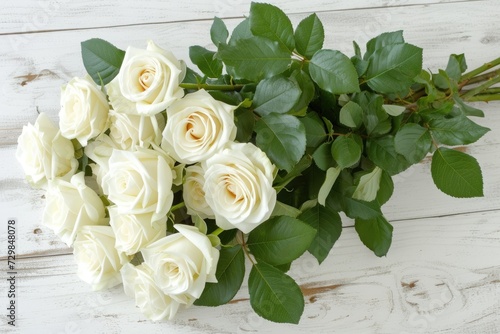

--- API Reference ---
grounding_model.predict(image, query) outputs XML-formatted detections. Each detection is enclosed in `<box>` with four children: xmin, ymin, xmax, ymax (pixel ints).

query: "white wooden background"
<box><xmin>1</xmin><ymin>0</ymin><xmax>499</xmax><ymax>333</ymax></box>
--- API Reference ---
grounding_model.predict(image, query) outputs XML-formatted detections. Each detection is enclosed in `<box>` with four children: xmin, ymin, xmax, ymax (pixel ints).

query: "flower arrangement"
<box><xmin>16</xmin><ymin>2</ymin><xmax>498</xmax><ymax>324</ymax></box>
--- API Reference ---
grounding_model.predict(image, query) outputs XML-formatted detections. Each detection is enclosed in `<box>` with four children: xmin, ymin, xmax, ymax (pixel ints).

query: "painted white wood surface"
<box><xmin>1</xmin><ymin>0</ymin><xmax>499</xmax><ymax>332</ymax></box>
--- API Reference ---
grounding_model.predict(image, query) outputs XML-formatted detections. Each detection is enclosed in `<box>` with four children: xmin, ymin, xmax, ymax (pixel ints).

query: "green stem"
<box><xmin>210</xmin><ymin>227</ymin><xmax>225</xmax><ymax>236</ymax></box>
<box><xmin>460</xmin><ymin>57</ymin><xmax>500</xmax><ymax>81</ymax></box>
<box><xmin>170</xmin><ymin>201</ymin><xmax>185</xmax><ymax>212</ymax></box>
<box><xmin>462</xmin><ymin>68</ymin><xmax>500</xmax><ymax>86</ymax></box>
<box><xmin>179</xmin><ymin>83</ymin><xmax>244</xmax><ymax>91</ymax></box>
<box><xmin>463</xmin><ymin>93</ymin><xmax>500</xmax><ymax>102</ymax></box>
<box><xmin>461</xmin><ymin>75</ymin><xmax>500</xmax><ymax>99</ymax></box>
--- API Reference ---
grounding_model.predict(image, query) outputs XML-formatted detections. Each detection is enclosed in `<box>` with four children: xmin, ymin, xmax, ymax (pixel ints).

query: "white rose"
<box><xmin>73</xmin><ymin>225</ymin><xmax>131</xmax><ymax>290</ymax></box>
<box><xmin>107</xmin><ymin>40</ymin><xmax>185</xmax><ymax>116</ymax></box>
<box><xmin>183</xmin><ymin>164</ymin><xmax>214</xmax><ymax>219</ymax></box>
<box><xmin>141</xmin><ymin>224</ymin><xmax>219</xmax><ymax>305</ymax></box>
<box><xmin>84</xmin><ymin>134</ymin><xmax>119</xmax><ymax>191</ymax></box>
<box><xmin>101</xmin><ymin>148</ymin><xmax>174</xmax><ymax>221</ymax></box>
<box><xmin>161</xmin><ymin>89</ymin><xmax>237</xmax><ymax>164</ymax></box>
<box><xmin>16</xmin><ymin>112</ymin><xmax>78</xmax><ymax>188</ymax></box>
<box><xmin>121</xmin><ymin>263</ymin><xmax>181</xmax><ymax>321</ymax></box>
<box><xmin>109</xmin><ymin>206</ymin><xmax>166</xmax><ymax>255</ymax></box>
<box><xmin>202</xmin><ymin>142</ymin><xmax>277</xmax><ymax>233</ymax></box>
<box><xmin>43</xmin><ymin>173</ymin><xmax>106</xmax><ymax>246</ymax></box>
<box><xmin>108</xmin><ymin>109</ymin><xmax>165</xmax><ymax>150</ymax></box>
<box><xmin>59</xmin><ymin>76</ymin><xmax>109</xmax><ymax>145</ymax></box>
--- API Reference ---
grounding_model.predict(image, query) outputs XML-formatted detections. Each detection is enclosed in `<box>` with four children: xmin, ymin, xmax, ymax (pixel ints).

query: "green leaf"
<box><xmin>273</xmin><ymin>155</ymin><xmax>313</xmax><ymax>192</ymax></box>
<box><xmin>364</xmin><ymin>30</ymin><xmax>404</xmax><ymax>60</ymax></box>
<box><xmin>194</xmin><ymin>245</ymin><xmax>245</xmax><ymax>306</ymax></box>
<box><xmin>182</xmin><ymin>67</ymin><xmax>203</xmax><ymax>84</ymax></box>
<box><xmin>454</xmin><ymin>96</ymin><xmax>485</xmax><ymax>117</ymax></box>
<box><xmin>300</xmin><ymin>112</ymin><xmax>327</xmax><ymax>148</ymax></box>
<box><xmin>309</xmin><ymin>49</ymin><xmax>360</xmax><ymax>94</ymax></box>
<box><xmin>81</xmin><ymin>38</ymin><xmax>125</xmax><ymax>85</ymax></box>
<box><xmin>353</xmin><ymin>167</ymin><xmax>383</xmax><ymax>202</ymax></box>
<box><xmin>249</xmin><ymin>262</ymin><xmax>304</xmax><ymax>324</ymax></box>
<box><xmin>255</xmin><ymin>114</ymin><xmax>306</xmax><ymax>172</ymax></box>
<box><xmin>365</xmin><ymin>43</ymin><xmax>423</xmax><ymax>94</ymax></box>
<box><xmin>247</xmin><ymin>216</ymin><xmax>316</xmax><ymax>266</ymax></box>
<box><xmin>355</xmin><ymin>215</ymin><xmax>393</xmax><ymax>257</ymax></box>
<box><xmin>271</xmin><ymin>201</ymin><xmax>301</xmax><ymax>218</ymax></box>
<box><xmin>313</xmin><ymin>142</ymin><xmax>335</xmax><ymax>171</ymax></box>
<box><xmin>331</xmin><ymin>135</ymin><xmax>362</xmax><ymax>169</ymax></box>
<box><xmin>294</xmin><ymin>13</ymin><xmax>324</xmax><ymax>59</ymax></box>
<box><xmin>343</xmin><ymin>196</ymin><xmax>382</xmax><ymax>220</ymax></box>
<box><xmin>290</xmin><ymin>70</ymin><xmax>315</xmax><ymax>114</ymax></box>
<box><xmin>189</xmin><ymin>45</ymin><xmax>223</xmax><ymax>78</ymax></box>
<box><xmin>382</xmin><ymin>104</ymin><xmax>406</xmax><ymax>116</ymax></box>
<box><xmin>339</xmin><ymin>101</ymin><xmax>363</xmax><ymax>129</ymax></box>
<box><xmin>431</xmin><ymin>147</ymin><xmax>483</xmax><ymax>198</ymax></box>
<box><xmin>394</xmin><ymin>123</ymin><xmax>432</xmax><ymax>164</ymax></box>
<box><xmin>218</xmin><ymin>36</ymin><xmax>291</xmax><ymax>81</ymax></box>
<box><xmin>353</xmin><ymin>91</ymin><xmax>391</xmax><ymax>136</ymax></box>
<box><xmin>228</xmin><ymin>18</ymin><xmax>252</xmax><ymax>45</ymax></box>
<box><xmin>427</xmin><ymin>114</ymin><xmax>490</xmax><ymax>146</ymax></box>
<box><xmin>298</xmin><ymin>204</ymin><xmax>342</xmax><ymax>264</ymax></box>
<box><xmin>318</xmin><ymin>166</ymin><xmax>342</xmax><ymax>206</ymax></box>
<box><xmin>234</xmin><ymin>108</ymin><xmax>255</xmax><ymax>142</ymax></box>
<box><xmin>377</xmin><ymin>171</ymin><xmax>394</xmax><ymax>205</ymax></box>
<box><xmin>210</xmin><ymin>17</ymin><xmax>229</xmax><ymax>46</ymax></box>
<box><xmin>445</xmin><ymin>54</ymin><xmax>467</xmax><ymax>81</ymax></box>
<box><xmin>367</xmin><ymin>136</ymin><xmax>411</xmax><ymax>175</ymax></box>
<box><xmin>249</xmin><ymin>2</ymin><xmax>295</xmax><ymax>51</ymax></box>
<box><xmin>253</xmin><ymin>75</ymin><xmax>301</xmax><ymax>116</ymax></box>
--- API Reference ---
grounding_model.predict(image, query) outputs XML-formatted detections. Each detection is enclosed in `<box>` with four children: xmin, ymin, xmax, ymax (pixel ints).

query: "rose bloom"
<box><xmin>73</xmin><ymin>226</ymin><xmax>131</xmax><ymax>290</ymax></box>
<box><xmin>43</xmin><ymin>173</ymin><xmax>106</xmax><ymax>246</ymax></box>
<box><xmin>107</xmin><ymin>40</ymin><xmax>185</xmax><ymax>116</ymax></box>
<box><xmin>183</xmin><ymin>164</ymin><xmax>214</xmax><ymax>219</ymax></box>
<box><xmin>84</xmin><ymin>134</ymin><xmax>118</xmax><ymax>190</ymax></box>
<box><xmin>101</xmin><ymin>148</ymin><xmax>174</xmax><ymax>221</ymax></box>
<box><xmin>16</xmin><ymin>112</ymin><xmax>78</xmax><ymax>188</ymax></box>
<box><xmin>202</xmin><ymin>142</ymin><xmax>277</xmax><ymax>233</ymax></box>
<box><xmin>59</xmin><ymin>76</ymin><xmax>109</xmax><ymax>146</ymax></box>
<box><xmin>108</xmin><ymin>109</ymin><xmax>165</xmax><ymax>150</ymax></box>
<box><xmin>161</xmin><ymin>89</ymin><xmax>237</xmax><ymax>164</ymax></box>
<box><xmin>141</xmin><ymin>224</ymin><xmax>219</xmax><ymax>305</ymax></box>
<box><xmin>109</xmin><ymin>206</ymin><xmax>166</xmax><ymax>256</ymax></box>
<box><xmin>121</xmin><ymin>263</ymin><xmax>182</xmax><ymax>321</ymax></box>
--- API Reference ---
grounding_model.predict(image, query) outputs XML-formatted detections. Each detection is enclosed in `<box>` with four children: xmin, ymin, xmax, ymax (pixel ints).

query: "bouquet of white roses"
<box><xmin>16</xmin><ymin>2</ymin><xmax>498</xmax><ymax>324</ymax></box>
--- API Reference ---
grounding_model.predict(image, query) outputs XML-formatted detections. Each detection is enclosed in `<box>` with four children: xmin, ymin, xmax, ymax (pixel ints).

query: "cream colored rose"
<box><xmin>202</xmin><ymin>142</ymin><xmax>277</xmax><ymax>233</ymax></box>
<box><xmin>101</xmin><ymin>148</ymin><xmax>174</xmax><ymax>221</ymax></box>
<box><xmin>161</xmin><ymin>89</ymin><xmax>237</xmax><ymax>164</ymax></box>
<box><xmin>107</xmin><ymin>40</ymin><xmax>185</xmax><ymax>116</ymax></box>
<box><xmin>84</xmin><ymin>134</ymin><xmax>118</xmax><ymax>190</ymax></box>
<box><xmin>16</xmin><ymin>112</ymin><xmax>78</xmax><ymax>188</ymax></box>
<box><xmin>183</xmin><ymin>164</ymin><xmax>214</xmax><ymax>219</ymax></box>
<box><xmin>59</xmin><ymin>76</ymin><xmax>109</xmax><ymax>145</ymax></box>
<box><xmin>73</xmin><ymin>225</ymin><xmax>131</xmax><ymax>290</ymax></box>
<box><xmin>121</xmin><ymin>263</ymin><xmax>181</xmax><ymax>321</ymax></box>
<box><xmin>141</xmin><ymin>224</ymin><xmax>219</xmax><ymax>305</ymax></box>
<box><xmin>43</xmin><ymin>173</ymin><xmax>106</xmax><ymax>246</ymax></box>
<box><xmin>108</xmin><ymin>109</ymin><xmax>165</xmax><ymax>150</ymax></box>
<box><xmin>109</xmin><ymin>206</ymin><xmax>166</xmax><ymax>256</ymax></box>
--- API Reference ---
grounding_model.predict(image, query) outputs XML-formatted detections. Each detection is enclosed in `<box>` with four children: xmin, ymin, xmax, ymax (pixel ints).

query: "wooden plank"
<box><xmin>1</xmin><ymin>210</ymin><xmax>498</xmax><ymax>332</ymax></box>
<box><xmin>1</xmin><ymin>0</ymin><xmax>500</xmax><ymax>144</ymax></box>
<box><xmin>2</xmin><ymin>140</ymin><xmax>500</xmax><ymax>258</ymax></box>
<box><xmin>0</xmin><ymin>0</ymin><xmax>482</xmax><ymax>34</ymax></box>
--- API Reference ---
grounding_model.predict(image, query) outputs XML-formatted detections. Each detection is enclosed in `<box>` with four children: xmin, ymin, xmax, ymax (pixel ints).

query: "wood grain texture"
<box><xmin>0</xmin><ymin>0</ymin><xmax>484</xmax><ymax>34</ymax></box>
<box><xmin>1</xmin><ymin>0</ymin><xmax>499</xmax><ymax>332</ymax></box>
<box><xmin>1</xmin><ymin>210</ymin><xmax>498</xmax><ymax>333</ymax></box>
